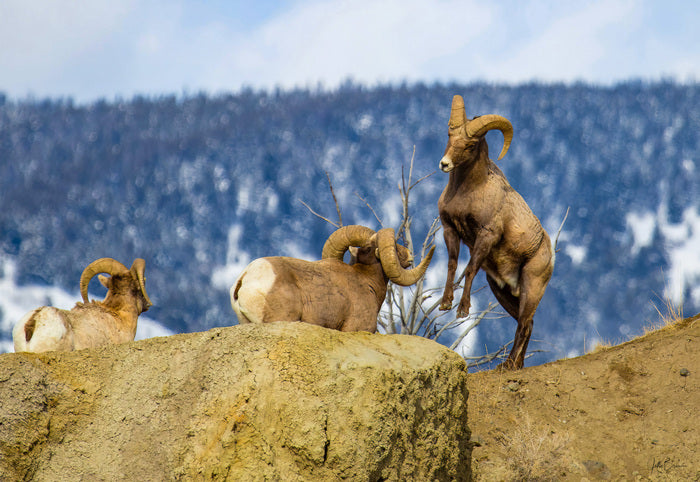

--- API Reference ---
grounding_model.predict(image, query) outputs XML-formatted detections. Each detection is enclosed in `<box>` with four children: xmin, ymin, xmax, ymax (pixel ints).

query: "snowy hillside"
<box><xmin>0</xmin><ymin>82</ymin><xmax>698</xmax><ymax>365</ymax></box>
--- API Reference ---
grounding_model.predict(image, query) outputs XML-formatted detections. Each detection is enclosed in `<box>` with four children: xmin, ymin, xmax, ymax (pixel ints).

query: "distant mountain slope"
<box><xmin>1</xmin><ymin>82</ymin><xmax>698</xmax><ymax>364</ymax></box>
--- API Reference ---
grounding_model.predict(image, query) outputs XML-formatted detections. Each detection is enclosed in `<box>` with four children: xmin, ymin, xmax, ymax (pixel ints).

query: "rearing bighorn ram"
<box><xmin>13</xmin><ymin>258</ymin><xmax>153</xmax><ymax>353</ymax></box>
<box><xmin>231</xmin><ymin>225</ymin><xmax>435</xmax><ymax>332</ymax></box>
<box><xmin>437</xmin><ymin>95</ymin><xmax>554</xmax><ymax>369</ymax></box>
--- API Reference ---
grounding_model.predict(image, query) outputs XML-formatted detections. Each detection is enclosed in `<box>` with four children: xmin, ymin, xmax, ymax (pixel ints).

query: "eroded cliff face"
<box><xmin>0</xmin><ymin>322</ymin><xmax>471</xmax><ymax>481</ymax></box>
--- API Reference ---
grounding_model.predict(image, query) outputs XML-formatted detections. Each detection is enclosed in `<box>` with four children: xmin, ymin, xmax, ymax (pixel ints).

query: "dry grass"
<box><xmin>587</xmin><ymin>339</ymin><xmax>613</xmax><ymax>354</ymax></box>
<box><xmin>645</xmin><ymin>292</ymin><xmax>686</xmax><ymax>335</ymax></box>
<box><xmin>499</xmin><ymin>412</ymin><xmax>572</xmax><ymax>481</ymax></box>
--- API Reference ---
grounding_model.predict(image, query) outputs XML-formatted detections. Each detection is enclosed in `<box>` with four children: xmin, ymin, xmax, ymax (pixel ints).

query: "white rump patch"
<box><xmin>21</xmin><ymin>307</ymin><xmax>69</xmax><ymax>353</ymax></box>
<box><xmin>230</xmin><ymin>258</ymin><xmax>276</xmax><ymax>324</ymax></box>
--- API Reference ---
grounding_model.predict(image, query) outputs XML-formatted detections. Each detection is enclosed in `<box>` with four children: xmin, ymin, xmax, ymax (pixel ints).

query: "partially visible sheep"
<box><xmin>13</xmin><ymin>258</ymin><xmax>153</xmax><ymax>353</ymax></box>
<box><xmin>231</xmin><ymin>225</ymin><xmax>435</xmax><ymax>332</ymax></box>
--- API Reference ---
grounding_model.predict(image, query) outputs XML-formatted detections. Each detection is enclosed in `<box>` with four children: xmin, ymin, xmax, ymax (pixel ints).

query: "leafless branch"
<box><xmin>554</xmin><ymin>206</ymin><xmax>570</xmax><ymax>252</ymax></box>
<box><xmin>299</xmin><ymin>199</ymin><xmax>341</xmax><ymax>228</ymax></box>
<box><xmin>447</xmin><ymin>302</ymin><xmax>498</xmax><ymax>349</ymax></box>
<box><xmin>410</xmin><ymin>170</ymin><xmax>436</xmax><ymax>190</ymax></box>
<box><xmin>465</xmin><ymin>342</ymin><xmax>543</xmax><ymax>369</ymax></box>
<box><xmin>298</xmin><ymin>171</ymin><xmax>345</xmax><ymax>228</ymax></box>
<box><xmin>354</xmin><ymin>192</ymin><xmax>383</xmax><ymax>227</ymax></box>
<box><xmin>326</xmin><ymin>171</ymin><xmax>343</xmax><ymax>227</ymax></box>
<box><xmin>303</xmin><ymin>147</ymin><xmax>518</xmax><ymax>367</ymax></box>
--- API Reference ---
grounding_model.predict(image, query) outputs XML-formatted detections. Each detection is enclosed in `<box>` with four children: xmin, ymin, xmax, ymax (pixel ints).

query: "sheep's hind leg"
<box><xmin>486</xmin><ymin>275</ymin><xmax>519</xmax><ymax>319</ymax></box>
<box><xmin>486</xmin><ymin>275</ymin><xmax>525</xmax><ymax>370</ymax></box>
<box><xmin>503</xmin><ymin>270</ymin><xmax>549</xmax><ymax>370</ymax></box>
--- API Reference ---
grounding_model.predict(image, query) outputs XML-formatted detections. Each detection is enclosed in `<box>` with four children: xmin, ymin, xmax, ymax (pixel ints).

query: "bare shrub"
<box><xmin>303</xmin><ymin>149</ymin><xmax>514</xmax><ymax>368</ymax></box>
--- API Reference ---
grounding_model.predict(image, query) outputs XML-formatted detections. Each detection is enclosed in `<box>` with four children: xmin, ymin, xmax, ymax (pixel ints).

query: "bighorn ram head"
<box><xmin>80</xmin><ymin>257</ymin><xmax>153</xmax><ymax>313</ymax></box>
<box><xmin>439</xmin><ymin>94</ymin><xmax>513</xmax><ymax>173</ymax></box>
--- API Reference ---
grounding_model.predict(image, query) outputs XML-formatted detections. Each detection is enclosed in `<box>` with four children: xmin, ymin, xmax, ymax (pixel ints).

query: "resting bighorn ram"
<box><xmin>231</xmin><ymin>225</ymin><xmax>435</xmax><ymax>332</ymax></box>
<box><xmin>13</xmin><ymin>258</ymin><xmax>153</xmax><ymax>353</ymax></box>
<box><xmin>437</xmin><ymin>95</ymin><xmax>554</xmax><ymax>369</ymax></box>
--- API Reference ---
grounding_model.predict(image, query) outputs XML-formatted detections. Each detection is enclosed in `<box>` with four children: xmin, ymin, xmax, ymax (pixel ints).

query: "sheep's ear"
<box><xmin>98</xmin><ymin>274</ymin><xmax>111</xmax><ymax>288</ymax></box>
<box><xmin>375</xmin><ymin>248</ymin><xmax>380</xmax><ymax>259</ymax></box>
<box><xmin>348</xmin><ymin>246</ymin><xmax>358</xmax><ymax>257</ymax></box>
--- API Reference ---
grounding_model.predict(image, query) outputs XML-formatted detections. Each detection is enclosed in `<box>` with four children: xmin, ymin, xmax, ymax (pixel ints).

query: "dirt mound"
<box><xmin>468</xmin><ymin>314</ymin><xmax>699</xmax><ymax>481</ymax></box>
<box><xmin>0</xmin><ymin>322</ymin><xmax>471</xmax><ymax>481</ymax></box>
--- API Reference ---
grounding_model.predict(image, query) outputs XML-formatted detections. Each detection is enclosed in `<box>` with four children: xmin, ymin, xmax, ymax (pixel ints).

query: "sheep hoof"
<box><xmin>495</xmin><ymin>359</ymin><xmax>522</xmax><ymax>371</ymax></box>
<box><xmin>456</xmin><ymin>303</ymin><xmax>470</xmax><ymax>318</ymax></box>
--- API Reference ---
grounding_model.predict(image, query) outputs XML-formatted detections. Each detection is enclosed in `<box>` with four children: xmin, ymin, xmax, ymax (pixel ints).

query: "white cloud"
<box><xmin>488</xmin><ymin>0</ymin><xmax>641</xmax><ymax>83</ymax></box>
<box><xmin>223</xmin><ymin>0</ymin><xmax>493</xmax><ymax>90</ymax></box>
<box><xmin>1</xmin><ymin>0</ymin><xmax>700</xmax><ymax>102</ymax></box>
<box><xmin>0</xmin><ymin>0</ymin><xmax>137</xmax><ymax>97</ymax></box>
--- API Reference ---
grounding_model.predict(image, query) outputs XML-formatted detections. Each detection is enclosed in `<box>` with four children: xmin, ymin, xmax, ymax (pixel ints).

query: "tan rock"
<box><xmin>0</xmin><ymin>322</ymin><xmax>471</xmax><ymax>481</ymax></box>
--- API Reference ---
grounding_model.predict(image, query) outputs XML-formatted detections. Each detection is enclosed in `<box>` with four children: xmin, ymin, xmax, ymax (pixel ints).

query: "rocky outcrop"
<box><xmin>0</xmin><ymin>322</ymin><xmax>471</xmax><ymax>481</ymax></box>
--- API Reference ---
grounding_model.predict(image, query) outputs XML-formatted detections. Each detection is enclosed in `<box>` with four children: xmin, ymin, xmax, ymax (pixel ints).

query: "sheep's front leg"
<box><xmin>439</xmin><ymin>224</ymin><xmax>461</xmax><ymax>311</ymax></box>
<box><xmin>456</xmin><ymin>230</ymin><xmax>498</xmax><ymax>318</ymax></box>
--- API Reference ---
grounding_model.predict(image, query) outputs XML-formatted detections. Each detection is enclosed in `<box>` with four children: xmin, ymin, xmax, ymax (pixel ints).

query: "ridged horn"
<box><xmin>466</xmin><ymin>114</ymin><xmax>513</xmax><ymax>161</ymax></box>
<box><xmin>79</xmin><ymin>258</ymin><xmax>129</xmax><ymax>303</ymax></box>
<box><xmin>449</xmin><ymin>95</ymin><xmax>467</xmax><ymax>131</ymax></box>
<box><xmin>129</xmin><ymin>258</ymin><xmax>153</xmax><ymax>311</ymax></box>
<box><xmin>376</xmin><ymin>228</ymin><xmax>435</xmax><ymax>286</ymax></box>
<box><xmin>322</xmin><ymin>225</ymin><xmax>377</xmax><ymax>260</ymax></box>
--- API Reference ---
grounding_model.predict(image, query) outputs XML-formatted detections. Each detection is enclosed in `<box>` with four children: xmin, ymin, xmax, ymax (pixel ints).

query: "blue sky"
<box><xmin>1</xmin><ymin>0</ymin><xmax>698</xmax><ymax>103</ymax></box>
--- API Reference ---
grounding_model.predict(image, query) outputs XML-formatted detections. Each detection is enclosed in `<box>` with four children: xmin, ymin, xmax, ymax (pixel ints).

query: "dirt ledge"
<box><xmin>468</xmin><ymin>314</ymin><xmax>699</xmax><ymax>481</ymax></box>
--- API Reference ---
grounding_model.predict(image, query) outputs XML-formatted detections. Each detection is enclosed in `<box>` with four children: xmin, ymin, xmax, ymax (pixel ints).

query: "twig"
<box><xmin>326</xmin><ymin>171</ymin><xmax>343</xmax><ymax>227</ymax></box>
<box><xmin>448</xmin><ymin>302</ymin><xmax>498</xmax><ymax>349</ymax></box>
<box><xmin>298</xmin><ymin>171</ymin><xmax>345</xmax><ymax>228</ymax></box>
<box><xmin>554</xmin><ymin>206</ymin><xmax>569</xmax><ymax>252</ymax></box>
<box><xmin>299</xmin><ymin>199</ymin><xmax>340</xmax><ymax>228</ymax></box>
<box><xmin>354</xmin><ymin>192</ymin><xmax>383</xmax><ymax>227</ymax></box>
<box><xmin>410</xmin><ymin>170</ymin><xmax>436</xmax><ymax>190</ymax></box>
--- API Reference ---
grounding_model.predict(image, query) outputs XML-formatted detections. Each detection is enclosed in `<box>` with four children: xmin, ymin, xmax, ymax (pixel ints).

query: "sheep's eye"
<box><xmin>452</xmin><ymin>139</ymin><xmax>468</xmax><ymax>150</ymax></box>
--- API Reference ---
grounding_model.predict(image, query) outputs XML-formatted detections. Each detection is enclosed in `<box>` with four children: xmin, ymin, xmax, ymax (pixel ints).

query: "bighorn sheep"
<box><xmin>13</xmin><ymin>258</ymin><xmax>153</xmax><ymax>353</ymax></box>
<box><xmin>437</xmin><ymin>95</ymin><xmax>554</xmax><ymax>369</ymax></box>
<box><xmin>231</xmin><ymin>225</ymin><xmax>435</xmax><ymax>332</ymax></box>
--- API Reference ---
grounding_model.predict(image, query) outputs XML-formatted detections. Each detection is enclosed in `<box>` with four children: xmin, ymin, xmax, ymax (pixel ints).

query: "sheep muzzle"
<box><xmin>439</xmin><ymin>155</ymin><xmax>455</xmax><ymax>172</ymax></box>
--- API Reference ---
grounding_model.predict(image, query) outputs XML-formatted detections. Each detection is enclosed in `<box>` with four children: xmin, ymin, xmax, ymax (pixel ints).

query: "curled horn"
<box><xmin>466</xmin><ymin>114</ymin><xmax>513</xmax><ymax>161</ymax></box>
<box><xmin>376</xmin><ymin>228</ymin><xmax>435</xmax><ymax>286</ymax></box>
<box><xmin>129</xmin><ymin>258</ymin><xmax>153</xmax><ymax>311</ymax></box>
<box><xmin>322</xmin><ymin>225</ymin><xmax>377</xmax><ymax>260</ymax></box>
<box><xmin>79</xmin><ymin>258</ymin><xmax>129</xmax><ymax>303</ymax></box>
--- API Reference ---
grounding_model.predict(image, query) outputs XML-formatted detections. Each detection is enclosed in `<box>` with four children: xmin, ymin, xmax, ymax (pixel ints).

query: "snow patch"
<box><xmin>135</xmin><ymin>317</ymin><xmax>175</xmax><ymax>341</ymax></box>
<box><xmin>211</xmin><ymin>224</ymin><xmax>252</xmax><ymax>290</ymax></box>
<box><xmin>564</xmin><ymin>244</ymin><xmax>586</xmax><ymax>265</ymax></box>
<box><xmin>625</xmin><ymin>205</ymin><xmax>700</xmax><ymax>305</ymax></box>
<box><xmin>381</xmin><ymin>195</ymin><xmax>402</xmax><ymax>229</ymax></box>
<box><xmin>658</xmin><ymin>206</ymin><xmax>700</xmax><ymax>304</ymax></box>
<box><xmin>626</xmin><ymin>210</ymin><xmax>656</xmax><ymax>255</ymax></box>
